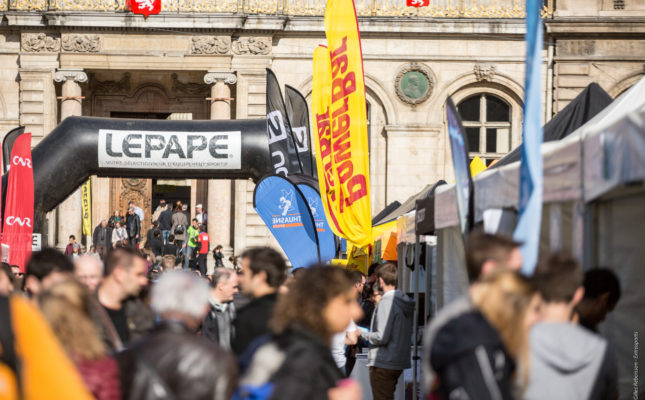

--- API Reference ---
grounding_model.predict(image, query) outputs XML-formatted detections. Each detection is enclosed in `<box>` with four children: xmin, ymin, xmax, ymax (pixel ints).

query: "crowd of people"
<box><xmin>0</xmin><ymin>230</ymin><xmax>623</xmax><ymax>400</ymax></box>
<box><xmin>65</xmin><ymin>199</ymin><xmax>217</xmax><ymax>275</ymax></box>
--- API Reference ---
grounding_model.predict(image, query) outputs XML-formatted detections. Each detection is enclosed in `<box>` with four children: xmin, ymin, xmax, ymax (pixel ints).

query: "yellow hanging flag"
<box><xmin>311</xmin><ymin>0</ymin><xmax>372</xmax><ymax>248</ymax></box>
<box><xmin>81</xmin><ymin>178</ymin><xmax>92</xmax><ymax>236</ymax></box>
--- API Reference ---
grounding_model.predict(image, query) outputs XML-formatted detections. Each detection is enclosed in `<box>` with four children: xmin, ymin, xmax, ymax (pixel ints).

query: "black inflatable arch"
<box><xmin>2</xmin><ymin>116</ymin><xmax>272</xmax><ymax>233</ymax></box>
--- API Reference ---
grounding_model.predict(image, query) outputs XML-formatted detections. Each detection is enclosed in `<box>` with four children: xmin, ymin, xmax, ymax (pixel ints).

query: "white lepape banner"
<box><xmin>98</xmin><ymin>129</ymin><xmax>242</xmax><ymax>169</ymax></box>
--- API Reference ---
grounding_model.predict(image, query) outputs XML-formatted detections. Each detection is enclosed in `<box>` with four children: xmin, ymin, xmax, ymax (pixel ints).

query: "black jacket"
<box><xmin>241</xmin><ymin>326</ymin><xmax>343</xmax><ymax>400</ymax></box>
<box><xmin>201</xmin><ymin>302</ymin><xmax>235</xmax><ymax>351</ymax></box>
<box><xmin>126</xmin><ymin>213</ymin><xmax>141</xmax><ymax>240</ymax></box>
<box><xmin>92</xmin><ymin>225</ymin><xmax>111</xmax><ymax>248</ymax></box>
<box><xmin>148</xmin><ymin>237</ymin><xmax>163</xmax><ymax>257</ymax></box>
<box><xmin>213</xmin><ymin>250</ymin><xmax>224</xmax><ymax>267</ymax></box>
<box><xmin>117</xmin><ymin>321</ymin><xmax>237</xmax><ymax>400</ymax></box>
<box><xmin>158</xmin><ymin>209</ymin><xmax>173</xmax><ymax>231</ymax></box>
<box><xmin>232</xmin><ymin>293</ymin><xmax>277</xmax><ymax>356</ymax></box>
<box><xmin>430</xmin><ymin>311</ymin><xmax>516</xmax><ymax>400</ymax></box>
<box><xmin>162</xmin><ymin>243</ymin><xmax>178</xmax><ymax>257</ymax></box>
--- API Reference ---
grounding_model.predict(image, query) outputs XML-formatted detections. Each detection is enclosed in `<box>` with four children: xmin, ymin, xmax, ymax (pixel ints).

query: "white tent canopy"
<box><xmin>470</xmin><ymin>76</ymin><xmax>645</xmax><ymax>221</ymax></box>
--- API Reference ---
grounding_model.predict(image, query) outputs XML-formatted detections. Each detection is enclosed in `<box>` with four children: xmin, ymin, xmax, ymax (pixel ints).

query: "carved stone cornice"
<box><xmin>191</xmin><ymin>36</ymin><xmax>231</xmax><ymax>55</ymax></box>
<box><xmin>21</xmin><ymin>33</ymin><xmax>61</xmax><ymax>53</ymax></box>
<box><xmin>62</xmin><ymin>34</ymin><xmax>101</xmax><ymax>53</ymax></box>
<box><xmin>54</xmin><ymin>69</ymin><xmax>88</xmax><ymax>84</ymax></box>
<box><xmin>204</xmin><ymin>72</ymin><xmax>237</xmax><ymax>85</ymax></box>
<box><xmin>231</xmin><ymin>37</ymin><xmax>271</xmax><ymax>55</ymax></box>
<box><xmin>89</xmin><ymin>72</ymin><xmax>131</xmax><ymax>94</ymax></box>
<box><xmin>473</xmin><ymin>64</ymin><xmax>496</xmax><ymax>82</ymax></box>
<box><xmin>171</xmin><ymin>73</ymin><xmax>210</xmax><ymax>95</ymax></box>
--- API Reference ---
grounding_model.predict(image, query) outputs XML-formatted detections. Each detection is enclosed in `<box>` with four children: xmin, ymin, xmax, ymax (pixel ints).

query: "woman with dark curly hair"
<box><xmin>236</xmin><ymin>265</ymin><xmax>363</xmax><ymax>400</ymax></box>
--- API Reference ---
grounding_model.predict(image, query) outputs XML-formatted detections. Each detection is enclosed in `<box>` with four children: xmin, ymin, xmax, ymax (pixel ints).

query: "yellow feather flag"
<box><xmin>470</xmin><ymin>156</ymin><xmax>487</xmax><ymax>177</ymax></box>
<box><xmin>310</xmin><ymin>0</ymin><xmax>372</xmax><ymax>248</ymax></box>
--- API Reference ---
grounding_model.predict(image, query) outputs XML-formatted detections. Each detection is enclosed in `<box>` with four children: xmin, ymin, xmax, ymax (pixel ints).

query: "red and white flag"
<box><xmin>129</xmin><ymin>0</ymin><xmax>161</xmax><ymax>18</ymax></box>
<box><xmin>3</xmin><ymin>133</ymin><xmax>34</xmax><ymax>272</ymax></box>
<box><xmin>406</xmin><ymin>0</ymin><xmax>429</xmax><ymax>7</ymax></box>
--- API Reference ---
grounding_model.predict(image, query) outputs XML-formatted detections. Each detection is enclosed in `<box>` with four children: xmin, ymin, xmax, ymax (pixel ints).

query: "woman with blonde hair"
<box><xmin>39</xmin><ymin>279</ymin><xmax>121</xmax><ymax>400</ymax></box>
<box><xmin>429</xmin><ymin>271</ymin><xmax>540</xmax><ymax>400</ymax></box>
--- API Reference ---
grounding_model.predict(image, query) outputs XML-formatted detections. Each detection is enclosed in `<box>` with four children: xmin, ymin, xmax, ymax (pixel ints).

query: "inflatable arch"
<box><xmin>2</xmin><ymin>116</ymin><xmax>273</xmax><ymax>233</ymax></box>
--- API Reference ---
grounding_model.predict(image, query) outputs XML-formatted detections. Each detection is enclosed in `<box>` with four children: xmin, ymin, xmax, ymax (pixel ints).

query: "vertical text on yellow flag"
<box><xmin>312</xmin><ymin>45</ymin><xmax>346</xmax><ymax>239</ymax></box>
<box><xmin>82</xmin><ymin>179</ymin><xmax>92</xmax><ymax>236</ymax></box>
<box><xmin>319</xmin><ymin>0</ymin><xmax>372</xmax><ymax>247</ymax></box>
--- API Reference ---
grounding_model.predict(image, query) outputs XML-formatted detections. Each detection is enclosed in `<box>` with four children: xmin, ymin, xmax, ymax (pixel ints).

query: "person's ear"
<box><xmin>24</xmin><ymin>275</ymin><xmax>41</xmax><ymax>297</ymax></box>
<box><xmin>572</xmin><ymin>286</ymin><xmax>585</xmax><ymax>307</ymax></box>
<box><xmin>255</xmin><ymin>270</ymin><xmax>268</xmax><ymax>285</ymax></box>
<box><xmin>113</xmin><ymin>266</ymin><xmax>126</xmax><ymax>282</ymax></box>
<box><xmin>480</xmin><ymin>260</ymin><xmax>496</xmax><ymax>278</ymax></box>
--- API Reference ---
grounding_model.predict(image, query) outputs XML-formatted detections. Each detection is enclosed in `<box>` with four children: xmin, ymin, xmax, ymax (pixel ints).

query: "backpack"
<box><xmin>431</xmin><ymin>311</ymin><xmax>516</xmax><ymax>400</ymax></box>
<box><xmin>174</xmin><ymin>225</ymin><xmax>185</xmax><ymax>235</ymax></box>
<box><xmin>232</xmin><ymin>335</ymin><xmax>276</xmax><ymax>400</ymax></box>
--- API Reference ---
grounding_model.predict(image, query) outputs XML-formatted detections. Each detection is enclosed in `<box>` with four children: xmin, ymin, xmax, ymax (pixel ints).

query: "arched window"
<box><xmin>457</xmin><ymin>93</ymin><xmax>512</xmax><ymax>166</ymax></box>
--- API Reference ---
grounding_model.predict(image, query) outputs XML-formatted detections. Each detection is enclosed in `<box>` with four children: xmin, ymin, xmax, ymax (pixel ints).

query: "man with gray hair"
<box><xmin>201</xmin><ymin>267</ymin><xmax>238</xmax><ymax>350</ymax></box>
<box><xmin>92</xmin><ymin>219</ymin><xmax>111</xmax><ymax>258</ymax></box>
<box><xmin>117</xmin><ymin>270</ymin><xmax>237</xmax><ymax>400</ymax></box>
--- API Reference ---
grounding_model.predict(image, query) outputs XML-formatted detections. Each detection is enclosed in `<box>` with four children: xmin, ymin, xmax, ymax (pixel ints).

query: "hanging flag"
<box><xmin>253</xmin><ymin>175</ymin><xmax>320</xmax><ymax>269</ymax></box>
<box><xmin>406</xmin><ymin>0</ymin><xmax>429</xmax><ymax>7</ymax></box>
<box><xmin>446</xmin><ymin>98</ymin><xmax>474</xmax><ymax>237</ymax></box>
<box><xmin>514</xmin><ymin>0</ymin><xmax>544</xmax><ymax>275</ymax></box>
<box><xmin>285</xmin><ymin>85</ymin><xmax>316</xmax><ymax>177</ymax></box>
<box><xmin>288</xmin><ymin>174</ymin><xmax>337</xmax><ymax>262</ymax></box>
<box><xmin>266</xmin><ymin>69</ymin><xmax>303</xmax><ymax>176</ymax></box>
<box><xmin>3</xmin><ymin>133</ymin><xmax>34</xmax><ymax>272</ymax></box>
<box><xmin>82</xmin><ymin>178</ymin><xmax>92</xmax><ymax>236</ymax></box>
<box><xmin>311</xmin><ymin>0</ymin><xmax>372</xmax><ymax>248</ymax></box>
<box><xmin>128</xmin><ymin>0</ymin><xmax>161</xmax><ymax>18</ymax></box>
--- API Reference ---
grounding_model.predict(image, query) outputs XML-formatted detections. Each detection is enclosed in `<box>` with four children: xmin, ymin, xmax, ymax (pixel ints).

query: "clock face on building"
<box><xmin>400</xmin><ymin>71</ymin><xmax>429</xmax><ymax>100</ymax></box>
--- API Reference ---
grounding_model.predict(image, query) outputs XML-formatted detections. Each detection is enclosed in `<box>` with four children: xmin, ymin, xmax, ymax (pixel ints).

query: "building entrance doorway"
<box><xmin>152</xmin><ymin>179</ymin><xmax>191</xmax><ymax>216</ymax></box>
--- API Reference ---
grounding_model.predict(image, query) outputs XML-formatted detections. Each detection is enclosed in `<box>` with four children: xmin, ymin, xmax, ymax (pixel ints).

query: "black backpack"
<box><xmin>430</xmin><ymin>311</ymin><xmax>516</xmax><ymax>400</ymax></box>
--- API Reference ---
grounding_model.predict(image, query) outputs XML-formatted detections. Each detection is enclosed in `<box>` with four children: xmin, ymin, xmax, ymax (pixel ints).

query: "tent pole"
<box><xmin>412</xmin><ymin>234</ymin><xmax>421</xmax><ymax>400</ymax></box>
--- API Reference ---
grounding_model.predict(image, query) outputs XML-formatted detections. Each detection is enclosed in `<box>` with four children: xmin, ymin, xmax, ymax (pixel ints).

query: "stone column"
<box><xmin>54</xmin><ymin>69</ymin><xmax>87</xmax><ymax>250</ymax></box>
<box><xmin>204</xmin><ymin>71</ymin><xmax>237</xmax><ymax>270</ymax></box>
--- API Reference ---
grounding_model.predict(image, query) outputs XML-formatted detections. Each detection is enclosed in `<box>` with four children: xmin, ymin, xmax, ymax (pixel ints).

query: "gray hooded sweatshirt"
<box><xmin>365</xmin><ymin>289</ymin><xmax>415</xmax><ymax>370</ymax></box>
<box><xmin>524</xmin><ymin>322</ymin><xmax>618</xmax><ymax>400</ymax></box>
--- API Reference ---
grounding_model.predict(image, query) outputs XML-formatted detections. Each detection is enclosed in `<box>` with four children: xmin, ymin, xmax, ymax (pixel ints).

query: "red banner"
<box><xmin>406</xmin><ymin>0</ymin><xmax>429</xmax><ymax>6</ymax></box>
<box><xmin>3</xmin><ymin>133</ymin><xmax>34</xmax><ymax>272</ymax></box>
<box><xmin>128</xmin><ymin>0</ymin><xmax>161</xmax><ymax>17</ymax></box>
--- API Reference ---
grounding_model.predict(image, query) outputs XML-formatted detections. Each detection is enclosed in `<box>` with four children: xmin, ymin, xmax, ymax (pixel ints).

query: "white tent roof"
<box><xmin>437</xmin><ymin>76</ymin><xmax>645</xmax><ymax>227</ymax></box>
<box><xmin>471</xmin><ymin>76</ymin><xmax>645</xmax><ymax>222</ymax></box>
<box><xmin>582</xmin><ymin>77</ymin><xmax>645</xmax><ymax>200</ymax></box>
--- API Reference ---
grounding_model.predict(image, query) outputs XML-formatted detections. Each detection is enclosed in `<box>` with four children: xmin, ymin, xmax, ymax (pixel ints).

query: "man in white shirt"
<box><xmin>331</xmin><ymin>320</ymin><xmax>358</xmax><ymax>375</ymax></box>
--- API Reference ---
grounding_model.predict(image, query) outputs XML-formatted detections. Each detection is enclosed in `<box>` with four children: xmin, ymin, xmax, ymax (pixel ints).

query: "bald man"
<box><xmin>74</xmin><ymin>255</ymin><xmax>104</xmax><ymax>292</ymax></box>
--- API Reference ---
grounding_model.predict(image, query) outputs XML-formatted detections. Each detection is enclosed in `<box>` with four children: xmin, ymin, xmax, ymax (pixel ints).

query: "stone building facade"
<box><xmin>0</xmin><ymin>0</ymin><xmax>643</xmax><ymax>256</ymax></box>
